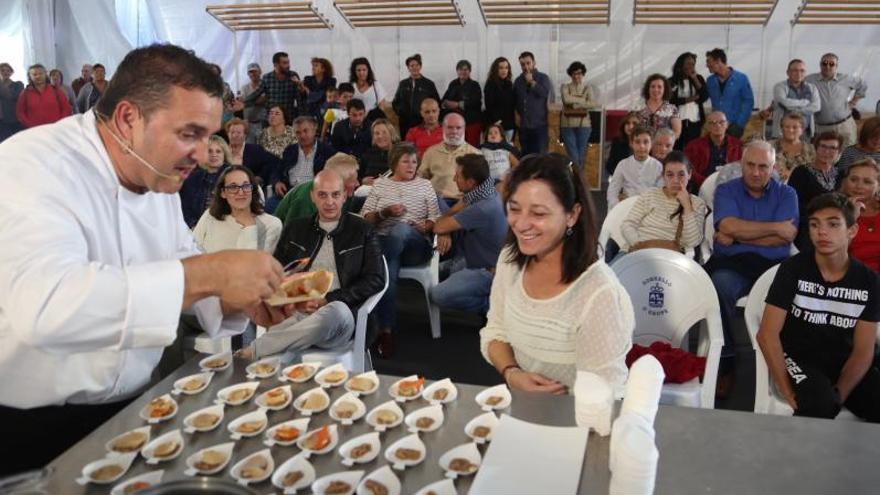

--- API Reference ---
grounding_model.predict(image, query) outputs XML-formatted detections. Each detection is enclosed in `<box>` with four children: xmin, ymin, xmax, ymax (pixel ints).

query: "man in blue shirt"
<box><xmin>705</xmin><ymin>48</ymin><xmax>754</xmax><ymax>139</ymax></box>
<box><xmin>430</xmin><ymin>154</ymin><xmax>507</xmax><ymax>316</ymax></box>
<box><xmin>708</xmin><ymin>140</ymin><xmax>798</xmax><ymax>395</ymax></box>
<box><xmin>514</xmin><ymin>52</ymin><xmax>553</xmax><ymax>155</ymax></box>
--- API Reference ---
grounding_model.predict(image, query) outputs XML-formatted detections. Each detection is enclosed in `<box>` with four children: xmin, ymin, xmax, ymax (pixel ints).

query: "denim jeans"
<box><xmin>376</xmin><ymin>222</ymin><xmax>433</xmax><ymax>330</ymax></box>
<box><xmin>708</xmin><ymin>267</ymin><xmax>757</xmax><ymax>358</ymax></box>
<box><xmin>519</xmin><ymin>126</ymin><xmax>548</xmax><ymax>156</ymax></box>
<box><xmin>430</xmin><ymin>267</ymin><xmax>494</xmax><ymax>315</ymax></box>
<box><xmin>560</xmin><ymin>127</ymin><xmax>592</xmax><ymax>168</ymax></box>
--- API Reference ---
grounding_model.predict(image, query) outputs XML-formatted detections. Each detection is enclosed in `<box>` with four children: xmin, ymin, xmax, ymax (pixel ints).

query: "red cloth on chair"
<box><xmin>626</xmin><ymin>342</ymin><xmax>707</xmax><ymax>384</ymax></box>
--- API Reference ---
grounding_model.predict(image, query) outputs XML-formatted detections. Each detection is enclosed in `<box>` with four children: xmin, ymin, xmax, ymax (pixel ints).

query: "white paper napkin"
<box><xmin>621</xmin><ymin>355</ymin><xmax>665</xmax><ymax>424</ymax></box>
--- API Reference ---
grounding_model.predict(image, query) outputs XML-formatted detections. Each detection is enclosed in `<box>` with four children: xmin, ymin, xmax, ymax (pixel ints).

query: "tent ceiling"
<box><xmin>205</xmin><ymin>1</ymin><xmax>333</xmax><ymax>30</ymax></box>
<box><xmin>333</xmin><ymin>0</ymin><xmax>466</xmax><ymax>28</ymax></box>
<box><xmin>792</xmin><ymin>0</ymin><xmax>880</xmax><ymax>25</ymax></box>
<box><xmin>477</xmin><ymin>0</ymin><xmax>611</xmax><ymax>25</ymax></box>
<box><xmin>633</xmin><ymin>0</ymin><xmax>779</xmax><ymax>25</ymax></box>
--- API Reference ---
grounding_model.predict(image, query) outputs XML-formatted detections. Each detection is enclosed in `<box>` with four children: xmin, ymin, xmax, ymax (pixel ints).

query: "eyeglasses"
<box><xmin>818</xmin><ymin>144</ymin><xmax>840</xmax><ymax>151</ymax></box>
<box><xmin>223</xmin><ymin>183</ymin><xmax>254</xmax><ymax>193</ymax></box>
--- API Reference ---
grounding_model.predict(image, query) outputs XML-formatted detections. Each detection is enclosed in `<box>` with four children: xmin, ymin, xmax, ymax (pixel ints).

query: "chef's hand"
<box><xmin>506</xmin><ymin>369</ymin><xmax>567</xmax><ymax>395</ymax></box>
<box><xmin>215</xmin><ymin>250</ymin><xmax>284</xmax><ymax>308</ymax></box>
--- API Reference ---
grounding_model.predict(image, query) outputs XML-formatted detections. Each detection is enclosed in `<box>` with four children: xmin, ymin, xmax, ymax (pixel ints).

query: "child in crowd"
<box><xmin>606</xmin><ymin>125</ymin><xmax>662</xmax><ymax>209</ymax></box>
<box><xmin>321</xmin><ymin>83</ymin><xmax>355</xmax><ymax>139</ymax></box>
<box><xmin>479</xmin><ymin>123</ymin><xmax>520</xmax><ymax>185</ymax></box>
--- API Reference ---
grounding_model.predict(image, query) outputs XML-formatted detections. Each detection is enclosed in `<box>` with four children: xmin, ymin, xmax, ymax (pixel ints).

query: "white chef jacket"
<box><xmin>0</xmin><ymin>111</ymin><xmax>248</xmax><ymax>408</ymax></box>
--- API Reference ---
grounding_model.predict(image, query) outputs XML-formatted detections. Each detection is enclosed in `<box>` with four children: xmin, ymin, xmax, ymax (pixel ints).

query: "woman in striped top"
<box><xmin>480</xmin><ymin>153</ymin><xmax>634</xmax><ymax>394</ymax></box>
<box><xmin>361</xmin><ymin>142</ymin><xmax>440</xmax><ymax>358</ymax></box>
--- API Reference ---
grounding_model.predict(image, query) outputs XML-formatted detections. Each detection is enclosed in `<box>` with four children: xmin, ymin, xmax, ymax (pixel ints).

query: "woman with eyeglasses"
<box><xmin>180</xmin><ymin>135</ymin><xmax>232</xmax><ymax>228</ymax></box>
<box><xmin>192</xmin><ymin>165</ymin><xmax>282</xmax><ymax>255</ymax></box>
<box><xmin>560</xmin><ymin>61</ymin><xmax>598</xmax><ymax>170</ymax></box>
<box><xmin>789</xmin><ymin>131</ymin><xmax>845</xmax><ymax>251</ymax></box>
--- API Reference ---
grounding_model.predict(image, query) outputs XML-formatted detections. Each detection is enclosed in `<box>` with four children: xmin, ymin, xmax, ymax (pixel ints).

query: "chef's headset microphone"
<box><xmin>94</xmin><ymin>110</ymin><xmax>182</xmax><ymax>184</ymax></box>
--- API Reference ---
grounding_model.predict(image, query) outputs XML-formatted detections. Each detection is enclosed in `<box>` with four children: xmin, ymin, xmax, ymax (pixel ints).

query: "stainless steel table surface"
<box><xmin>43</xmin><ymin>357</ymin><xmax>880</xmax><ymax>494</ymax></box>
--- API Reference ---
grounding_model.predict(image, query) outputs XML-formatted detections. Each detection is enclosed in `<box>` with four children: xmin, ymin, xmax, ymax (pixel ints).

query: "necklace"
<box><xmin>867</xmin><ymin>215</ymin><xmax>878</xmax><ymax>233</ymax></box>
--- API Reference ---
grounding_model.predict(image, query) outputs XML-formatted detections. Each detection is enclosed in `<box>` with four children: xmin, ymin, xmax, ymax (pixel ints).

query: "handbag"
<box><xmin>630</xmin><ymin>209</ymin><xmax>685</xmax><ymax>253</ymax></box>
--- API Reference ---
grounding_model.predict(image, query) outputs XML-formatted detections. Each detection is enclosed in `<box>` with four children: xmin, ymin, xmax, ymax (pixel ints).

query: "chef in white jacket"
<box><xmin>0</xmin><ymin>44</ymin><xmax>294</xmax><ymax>475</ymax></box>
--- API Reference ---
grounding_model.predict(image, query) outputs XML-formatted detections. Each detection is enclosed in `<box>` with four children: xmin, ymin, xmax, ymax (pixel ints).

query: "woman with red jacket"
<box><xmin>16</xmin><ymin>64</ymin><xmax>71</xmax><ymax>129</ymax></box>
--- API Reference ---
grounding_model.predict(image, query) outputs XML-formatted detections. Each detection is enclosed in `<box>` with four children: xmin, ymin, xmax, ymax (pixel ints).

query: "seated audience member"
<box><xmin>481</xmin><ymin>153</ymin><xmax>634</xmax><ymax>393</ymax></box>
<box><xmin>0</xmin><ymin>62</ymin><xmax>24</xmax><ymax>142</ymax></box>
<box><xmin>651</xmin><ymin>127</ymin><xmax>676</xmax><ymax>162</ymax></box>
<box><xmin>788</xmin><ymin>131</ymin><xmax>844</xmax><ymax>251</ymax></box>
<box><xmin>75</xmin><ymin>63</ymin><xmax>108</xmax><ymax>113</ymax></box>
<box><xmin>405</xmin><ymin>97</ymin><xmax>443</xmax><ymax>159</ymax></box>
<box><xmin>636</xmin><ymin>73</ymin><xmax>681</xmax><ymax>138</ymax></box>
<box><xmin>226</xmin><ymin>117</ymin><xmax>281</xmax><ymax>187</ymax></box>
<box><xmin>705</xmin><ymin>48</ymin><xmax>754</xmax><ymax>138</ymax></box>
<box><xmin>180</xmin><ymin>135</ymin><xmax>231</xmax><ymax>228</ymax></box>
<box><xmin>361</xmin><ymin>143</ymin><xmax>441</xmax><ymax>358</ymax></box>
<box><xmin>274</xmin><ymin>152</ymin><xmax>360</xmax><ymax>226</ymax></box>
<box><xmin>16</xmin><ymin>64</ymin><xmax>71</xmax><ymax>128</ymax></box>
<box><xmin>605</xmin><ymin>112</ymin><xmax>639</xmax><ymax>175</ymax></box>
<box><xmin>430</xmin><ymin>154</ymin><xmax>508</xmax><ymax>315</ymax></box>
<box><xmin>304</xmin><ymin>57</ymin><xmax>337</xmax><ymax>119</ymax></box>
<box><xmin>330</xmin><ymin>98</ymin><xmax>371</xmax><ymax>160</ymax></box>
<box><xmin>273</xmin><ymin>116</ymin><xmax>335</xmax><ymax>199</ymax></box>
<box><xmin>669</xmin><ymin>52</ymin><xmax>708</xmax><ymax>150</ymax></box>
<box><xmin>620</xmin><ymin>151</ymin><xmax>707</xmax><ymax>254</ymax></box>
<box><xmin>359</xmin><ymin>118</ymin><xmax>399</xmax><ymax>183</ymax></box>
<box><xmin>606</xmin><ymin>125</ymin><xmax>662</xmax><ymax>209</ymax></box>
<box><xmin>480</xmin><ymin>123</ymin><xmax>520</xmax><ymax>184</ymax></box>
<box><xmin>707</xmin><ymin>140</ymin><xmax>798</xmax><ymax>396</ymax></box>
<box><xmin>442</xmin><ymin>60</ymin><xmax>483</xmax><ymax>146</ymax></box>
<box><xmin>240</xmin><ymin>169</ymin><xmax>385</xmax><ymax>362</ymax></box>
<box><xmin>839</xmin><ymin>159</ymin><xmax>880</xmax><ymax>272</ymax></box>
<box><xmin>757</xmin><ymin>193</ymin><xmax>880</xmax><ymax>422</ymax></box>
<box><xmin>560</xmin><ymin>61</ymin><xmax>598</xmax><ymax>169</ymax></box>
<box><xmin>393</xmin><ymin>53</ymin><xmax>440</xmax><ymax>139</ymax></box>
<box><xmin>837</xmin><ymin>116</ymin><xmax>880</xmax><ymax>171</ymax></box>
<box><xmin>762</xmin><ymin>59</ymin><xmax>820</xmax><ymax>140</ymax></box>
<box><xmin>321</xmin><ymin>82</ymin><xmax>354</xmax><ymax>138</ymax></box>
<box><xmin>685</xmin><ymin>110</ymin><xmax>743</xmax><ymax>188</ymax></box>
<box><xmin>48</xmin><ymin>69</ymin><xmax>76</xmax><ymax>113</ymax></box>
<box><xmin>419</xmin><ymin>112</ymin><xmax>480</xmax><ymax>206</ymax></box>
<box><xmin>259</xmin><ymin>105</ymin><xmax>297</xmax><ymax>158</ymax></box>
<box><xmin>771</xmin><ymin>113</ymin><xmax>816</xmax><ymax>182</ymax></box>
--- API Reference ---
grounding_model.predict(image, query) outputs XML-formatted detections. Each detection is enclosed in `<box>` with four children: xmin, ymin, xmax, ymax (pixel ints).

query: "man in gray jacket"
<box><xmin>761</xmin><ymin>59</ymin><xmax>821</xmax><ymax>139</ymax></box>
<box><xmin>514</xmin><ymin>51</ymin><xmax>553</xmax><ymax>155</ymax></box>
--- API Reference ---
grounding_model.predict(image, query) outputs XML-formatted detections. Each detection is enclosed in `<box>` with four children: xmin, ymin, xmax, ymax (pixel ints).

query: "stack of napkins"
<box><xmin>573</xmin><ymin>370</ymin><xmax>614</xmax><ymax>436</ymax></box>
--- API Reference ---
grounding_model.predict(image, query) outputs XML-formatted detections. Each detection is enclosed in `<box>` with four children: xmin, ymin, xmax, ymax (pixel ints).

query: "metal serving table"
<box><xmin>42</xmin><ymin>357</ymin><xmax>880</xmax><ymax>494</ymax></box>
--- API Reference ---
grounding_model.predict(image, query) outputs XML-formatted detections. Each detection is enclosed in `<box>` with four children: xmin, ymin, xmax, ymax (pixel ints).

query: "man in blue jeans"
<box><xmin>514</xmin><ymin>51</ymin><xmax>552</xmax><ymax>155</ymax></box>
<box><xmin>430</xmin><ymin>154</ymin><xmax>508</xmax><ymax>316</ymax></box>
<box><xmin>707</xmin><ymin>140</ymin><xmax>798</xmax><ymax>397</ymax></box>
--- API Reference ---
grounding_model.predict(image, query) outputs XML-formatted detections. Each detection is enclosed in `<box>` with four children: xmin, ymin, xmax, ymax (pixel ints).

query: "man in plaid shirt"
<box><xmin>244</xmin><ymin>51</ymin><xmax>306</xmax><ymax>124</ymax></box>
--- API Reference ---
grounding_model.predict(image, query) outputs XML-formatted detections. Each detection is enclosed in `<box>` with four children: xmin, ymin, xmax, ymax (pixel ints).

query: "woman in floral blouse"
<box><xmin>636</xmin><ymin>74</ymin><xmax>681</xmax><ymax>139</ymax></box>
<box><xmin>258</xmin><ymin>104</ymin><xmax>297</xmax><ymax>158</ymax></box>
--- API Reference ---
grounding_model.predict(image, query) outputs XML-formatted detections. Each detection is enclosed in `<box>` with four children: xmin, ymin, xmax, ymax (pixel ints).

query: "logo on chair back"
<box><xmin>641</xmin><ymin>276</ymin><xmax>671</xmax><ymax>316</ymax></box>
<box><xmin>648</xmin><ymin>283</ymin><xmax>664</xmax><ymax>309</ymax></box>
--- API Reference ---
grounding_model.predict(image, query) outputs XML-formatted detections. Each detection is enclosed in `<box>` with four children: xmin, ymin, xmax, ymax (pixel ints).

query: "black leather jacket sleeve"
<box><xmin>324</xmin><ymin>221</ymin><xmax>385</xmax><ymax>312</ymax></box>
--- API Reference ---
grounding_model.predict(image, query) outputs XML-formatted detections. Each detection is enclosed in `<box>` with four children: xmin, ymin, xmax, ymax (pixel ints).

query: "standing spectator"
<box><xmin>514</xmin><ymin>51</ymin><xmax>552</xmax><ymax>155</ymax></box>
<box><xmin>670</xmin><ymin>52</ymin><xmax>708</xmax><ymax>150</ymax></box>
<box><xmin>16</xmin><ymin>64</ymin><xmax>71</xmax><ymax>129</ymax></box>
<box><xmin>560</xmin><ymin>61</ymin><xmax>598</xmax><ymax>169</ymax></box>
<box><xmin>274</xmin><ymin>116</ymin><xmax>335</xmax><ymax>199</ymax></box>
<box><xmin>70</xmin><ymin>63</ymin><xmax>92</xmax><ymax>97</ymax></box>
<box><xmin>837</xmin><ymin>116</ymin><xmax>880</xmax><ymax>171</ymax></box>
<box><xmin>762</xmin><ymin>59</ymin><xmax>821</xmax><ymax>140</ymax></box>
<box><xmin>210</xmin><ymin>64</ymin><xmax>238</xmax><ymax>128</ymax></box>
<box><xmin>258</xmin><ymin>105</ymin><xmax>296</xmax><ymax>158</ymax></box>
<box><xmin>180</xmin><ymin>135</ymin><xmax>231</xmax><ymax>228</ymax></box>
<box><xmin>0</xmin><ymin>62</ymin><xmax>24</xmax><ymax>142</ymax></box>
<box><xmin>705</xmin><ymin>48</ymin><xmax>754</xmax><ymax>138</ymax></box>
<box><xmin>771</xmin><ymin>112</ymin><xmax>816</xmax><ymax>182</ymax></box>
<box><xmin>226</xmin><ymin>118</ymin><xmax>281</xmax><ymax>187</ymax></box>
<box><xmin>304</xmin><ymin>57</ymin><xmax>337</xmax><ymax>119</ymax></box>
<box><xmin>806</xmin><ymin>53</ymin><xmax>866</xmax><ymax>148</ymax></box>
<box><xmin>442</xmin><ymin>60</ymin><xmax>482</xmax><ymax>146</ymax></box>
<box><xmin>431</xmin><ymin>154</ymin><xmax>508</xmax><ymax>316</ymax></box>
<box><xmin>331</xmin><ymin>99</ymin><xmax>372</xmax><ymax>161</ymax></box>
<box><xmin>405</xmin><ymin>97</ymin><xmax>442</xmax><ymax>159</ymax></box>
<box><xmin>839</xmin><ymin>159</ymin><xmax>880</xmax><ymax>272</ymax></box>
<box><xmin>651</xmin><ymin>127</ymin><xmax>676</xmax><ymax>162</ymax></box>
<box><xmin>788</xmin><ymin>131</ymin><xmax>844</xmax><ymax>250</ymax></box>
<box><xmin>684</xmin><ymin>110</ymin><xmax>743</xmax><ymax>188</ymax></box>
<box><xmin>349</xmin><ymin>57</ymin><xmax>388</xmax><ymax>122</ymax></box>
<box><xmin>241</xmin><ymin>62</ymin><xmax>267</xmax><ymax>144</ymax></box>
<box><xmin>480</xmin><ymin>123</ymin><xmax>520</xmax><ymax>184</ymax></box>
<box><xmin>636</xmin><ymin>74</ymin><xmax>681</xmax><ymax>138</ymax></box>
<box><xmin>607</xmin><ymin>126</ymin><xmax>662</xmax><ymax>209</ymax></box>
<box><xmin>75</xmin><ymin>64</ymin><xmax>108</xmax><ymax>113</ymax></box>
<box><xmin>418</xmin><ymin>112</ymin><xmax>480</xmax><ymax>206</ymax></box>
<box><xmin>392</xmin><ymin>54</ymin><xmax>440</xmax><ymax>139</ymax></box>
<box><xmin>48</xmin><ymin>69</ymin><xmax>76</xmax><ymax>114</ymax></box>
<box><xmin>244</xmin><ymin>51</ymin><xmax>304</xmax><ymax>125</ymax></box>
<box><xmin>483</xmin><ymin>56</ymin><xmax>516</xmax><ymax>142</ymax></box>
<box><xmin>606</xmin><ymin>112</ymin><xmax>639</xmax><ymax>176</ymax></box>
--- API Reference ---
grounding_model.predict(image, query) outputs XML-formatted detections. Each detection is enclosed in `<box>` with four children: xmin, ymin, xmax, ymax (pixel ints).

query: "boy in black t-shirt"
<box><xmin>757</xmin><ymin>192</ymin><xmax>880</xmax><ymax>421</ymax></box>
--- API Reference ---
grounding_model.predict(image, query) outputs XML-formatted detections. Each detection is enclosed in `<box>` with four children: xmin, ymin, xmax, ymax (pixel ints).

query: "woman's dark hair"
<box><xmin>405</xmin><ymin>54</ymin><xmax>422</xmax><ymax>67</ymax></box>
<box><xmin>311</xmin><ymin>57</ymin><xmax>334</xmax><ymax>79</ymax></box>
<box><xmin>26</xmin><ymin>64</ymin><xmax>46</xmax><ymax>86</ymax></box>
<box><xmin>857</xmin><ymin>115</ymin><xmax>880</xmax><ymax>148</ymax></box>
<box><xmin>566</xmin><ymin>61</ymin><xmax>587</xmax><ymax>77</ymax></box>
<box><xmin>641</xmin><ymin>73</ymin><xmax>671</xmax><ymax>102</ymax></box>
<box><xmin>807</xmin><ymin>192</ymin><xmax>857</xmax><ymax>228</ymax></box>
<box><xmin>618</xmin><ymin>111</ymin><xmax>640</xmax><ymax>141</ymax></box>
<box><xmin>486</xmin><ymin>57</ymin><xmax>512</xmax><ymax>86</ymax></box>
<box><xmin>662</xmin><ymin>150</ymin><xmax>692</xmax><ymax>220</ymax></box>
<box><xmin>49</xmin><ymin>68</ymin><xmax>63</xmax><ymax>83</ymax></box>
<box><xmin>456</xmin><ymin>60</ymin><xmax>471</xmax><ymax>71</ymax></box>
<box><xmin>388</xmin><ymin>142</ymin><xmax>417</xmax><ymax>173</ymax></box>
<box><xmin>483</xmin><ymin>122</ymin><xmax>506</xmax><ymax>140</ymax></box>
<box><xmin>503</xmin><ymin>153</ymin><xmax>598</xmax><ymax>283</ymax></box>
<box><xmin>349</xmin><ymin>57</ymin><xmax>375</xmax><ymax>85</ymax></box>
<box><xmin>92</xmin><ymin>63</ymin><xmax>106</xmax><ymax>72</ymax></box>
<box><xmin>267</xmin><ymin>104</ymin><xmax>286</xmax><ymax>122</ymax></box>
<box><xmin>209</xmin><ymin>165</ymin><xmax>263</xmax><ymax>220</ymax></box>
<box><xmin>813</xmin><ymin>130</ymin><xmax>844</xmax><ymax>151</ymax></box>
<box><xmin>670</xmin><ymin>52</ymin><xmax>697</xmax><ymax>84</ymax></box>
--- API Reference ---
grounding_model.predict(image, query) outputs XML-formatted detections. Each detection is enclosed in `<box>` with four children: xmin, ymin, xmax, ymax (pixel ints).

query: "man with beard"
<box><xmin>418</xmin><ymin>112</ymin><xmax>480</xmax><ymax>207</ymax></box>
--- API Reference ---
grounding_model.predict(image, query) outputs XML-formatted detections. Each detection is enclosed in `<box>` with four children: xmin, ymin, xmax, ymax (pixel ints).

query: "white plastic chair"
<box><xmin>301</xmin><ymin>257</ymin><xmax>389</xmax><ymax>373</ymax></box>
<box><xmin>698</xmin><ymin>171</ymin><xmax>719</xmax><ymax>211</ymax></box>
<box><xmin>699</xmin><ymin>211</ymin><xmax>714</xmax><ymax>265</ymax></box>
<box><xmin>599</xmin><ymin>196</ymin><xmax>640</xmax><ymax>253</ymax></box>
<box><xmin>399</xmin><ymin>238</ymin><xmax>442</xmax><ymax>339</ymax></box>
<box><xmin>744</xmin><ymin>264</ymin><xmax>859</xmax><ymax>420</ymax></box>
<box><xmin>611</xmin><ymin>248</ymin><xmax>724</xmax><ymax>409</ymax></box>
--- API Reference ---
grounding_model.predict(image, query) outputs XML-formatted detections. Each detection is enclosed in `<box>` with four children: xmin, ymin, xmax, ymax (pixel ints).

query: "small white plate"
<box><xmin>475</xmin><ymin>384</ymin><xmax>512</xmax><ymax>411</ymax></box>
<box><xmin>184</xmin><ymin>442</ymin><xmax>234</xmax><ymax>476</ymax></box>
<box><xmin>230</xmin><ymin>449</ymin><xmax>275</xmax><ymax>486</ymax></box>
<box><xmin>311</xmin><ymin>470</ymin><xmax>364</xmax><ymax>495</ymax></box>
<box><xmin>246</xmin><ymin>356</ymin><xmax>281</xmax><ymax>379</ymax></box>
<box><xmin>421</xmin><ymin>378</ymin><xmax>458</xmax><ymax>405</ymax></box>
<box><xmin>183</xmin><ymin>404</ymin><xmax>225</xmax><ymax>434</ymax></box>
<box><xmin>271</xmin><ymin>452</ymin><xmax>316</xmax><ymax>494</ymax></box>
<box><xmin>338</xmin><ymin>432</ymin><xmax>381</xmax><ymax>467</ymax></box>
<box><xmin>296</xmin><ymin>424</ymin><xmax>339</xmax><ymax>458</ymax></box>
<box><xmin>109</xmin><ymin>469</ymin><xmax>163</xmax><ymax>495</ymax></box>
<box><xmin>464</xmin><ymin>411</ymin><xmax>499</xmax><ymax>444</ymax></box>
<box><xmin>404</xmin><ymin>404</ymin><xmax>445</xmax><ymax>433</ymax></box>
<box><xmin>141</xmin><ymin>429</ymin><xmax>184</xmax><ymax>465</ymax></box>
<box><xmin>314</xmin><ymin>363</ymin><xmax>349</xmax><ymax>388</ymax></box>
<box><xmin>255</xmin><ymin>385</ymin><xmax>293</xmax><ymax>411</ymax></box>
<box><xmin>413</xmin><ymin>478</ymin><xmax>456</xmax><ymax>495</ymax></box>
<box><xmin>365</xmin><ymin>400</ymin><xmax>404</xmax><ymax>432</ymax></box>
<box><xmin>199</xmin><ymin>351</ymin><xmax>232</xmax><ymax>372</ymax></box>
<box><xmin>227</xmin><ymin>409</ymin><xmax>269</xmax><ymax>439</ymax></box>
<box><xmin>215</xmin><ymin>381</ymin><xmax>260</xmax><ymax>406</ymax></box>
<box><xmin>329</xmin><ymin>392</ymin><xmax>366</xmax><ymax>425</ymax></box>
<box><xmin>264</xmin><ymin>417</ymin><xmax>311</xmax><ymax>447</ymax></box>
<box><xmin>383</xmin><ymin>433</ymin><xmax>426</xmax><ymax>471</ymax></box>
<box><xmin>105</xmin><ymin>426</ymin><xmax>151</xmax><ymax>456</ymax></box>
<box><xmin>138</xmin><ymin>393</ymin><xmax>178</xmax><ymax>424</ymax></box>
<box><xmin>388</xmin><ymin>374</ymin><xmax>424</xmax><ymax>402</ymax></box>
<box><xmin>279</xmin><ymin>361</ymin><xmax>322</xmax><ymax>383</ymax></box>
<box><xmin>344</xmin><ymin>371</ymin><xmax>379</xmax><ymax>397</ymax></box>
<box><xmin>76</xmin><ymin>453</ymin><xmax>136</xmax><ymax>485</ymax></box>
<box><xmin>292</xmin><ymin>386</ymin><xmax>330</xmax><ymax>416</ymax></box>
<box><xmin>438</xmin><ymin>442</ymin><xmax>481</xmax><ymax>478</ymax></box>
<box><xmin>172</xmin><ymin>371</ymin><xmax>214</xmax><ymax>395</ymax></box>
<box><xmin>356</xmin><ymin>465</ymin><xmax>401</xmax><ymax>495</ymax></box>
